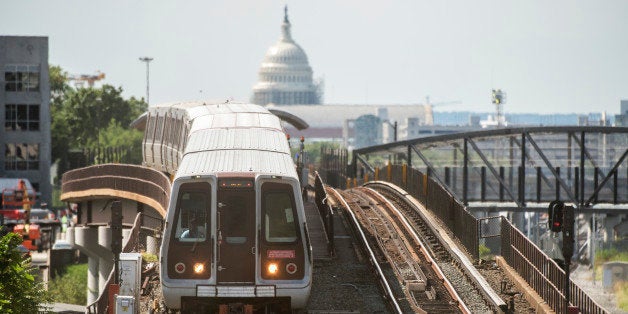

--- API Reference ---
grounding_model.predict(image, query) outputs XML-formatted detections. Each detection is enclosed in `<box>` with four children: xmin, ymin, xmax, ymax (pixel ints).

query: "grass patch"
<box><xmin>617</xmin><ymin>282</ymin><xmax>628</xmax><ymax>311</ymax></box>
<box><xmin>594</xmin><ymin>248</ymin><xmax>628</xmax><ymax>309</ymax></box>
<box><xmin>48</xmin><ymin>263</ymin><xmax>87</xmax><ymax>305</ymax></box>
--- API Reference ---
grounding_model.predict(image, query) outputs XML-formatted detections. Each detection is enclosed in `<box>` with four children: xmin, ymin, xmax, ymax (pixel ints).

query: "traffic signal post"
<box><xmin>548</xmin><ymin>200</ymin><xmax>578</xmax><ymax>313</ymax></box>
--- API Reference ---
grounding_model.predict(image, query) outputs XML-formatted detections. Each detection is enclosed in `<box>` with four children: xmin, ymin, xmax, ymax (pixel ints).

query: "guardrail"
<box><xmin>359</xmin><ymin>164</ymin><xmax>479</xmax><ymax>259</ymax></box>
<box><xmin>86</xmin><ymin>212</ymin><xmax>143</xmax><ymax>314</ymax></box>
<box><xmin>314</xmin><ymin>171</ymin><xmax>335</xmax><ymax>257</ymax></box>
<box><xmin>500</xmin><ymin>217</ymin><xmax>607</xmax><ymax>314</ymax></box>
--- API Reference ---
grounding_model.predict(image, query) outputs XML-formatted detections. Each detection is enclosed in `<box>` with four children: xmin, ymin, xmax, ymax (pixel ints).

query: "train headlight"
<box><xmin>193</xmin><ymin>263</ymin><xmax>205</xmax><ymax>274</ymax></box>
<box><xmin>267</xmin><ymin>263</ymin><xmax>279</xmax><ymax>275</ymax></box>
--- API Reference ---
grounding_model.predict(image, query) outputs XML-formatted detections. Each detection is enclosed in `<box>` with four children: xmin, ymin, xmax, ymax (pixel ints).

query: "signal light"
<box><xmin>548</xmin><ymin>200</ymin><xmax>564</xmax><ymax>233</ymax></box>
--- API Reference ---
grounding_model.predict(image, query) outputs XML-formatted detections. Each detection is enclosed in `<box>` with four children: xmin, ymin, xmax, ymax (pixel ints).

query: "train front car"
<box><xmin>158</xmin><ymin>102</ymin><xmax>312</xmax><ymax>313</ymax></box>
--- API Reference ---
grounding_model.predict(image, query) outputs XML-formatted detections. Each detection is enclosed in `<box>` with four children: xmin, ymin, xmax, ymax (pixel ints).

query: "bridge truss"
<box><xmin>351</xmin><ymin>126</ymin><xmax>628</xmax><ymax>213</ymax></box>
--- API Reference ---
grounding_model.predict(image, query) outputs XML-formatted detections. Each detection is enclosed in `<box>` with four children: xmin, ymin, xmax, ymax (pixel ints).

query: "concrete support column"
<box><xmin>87</xmin><ymin>252</ymin><xmax>99</xmax><ymax>304</ymax></box>
<box><xmin>75</xmin><ymin>226</ymin><xmax>101</xmax><ymax>304</ymax></box>
<box><xmin>146</xmin><ymin>235</ymin><xmax>158</xmax><ymax>255</ymax></box>
<box><xmin>122</xmin><ymin>228</ymin><xmax>132</xmax><ymax>250</ymax></box>
<box><xmin>66</xmin><ymin>226</ymin><xmax>75</xmax><ymax>247</ymax></box>
<box><xmin>97</xmin><ymin>226</ymin><xmax>114</xmax><ymax>294</ymax></box>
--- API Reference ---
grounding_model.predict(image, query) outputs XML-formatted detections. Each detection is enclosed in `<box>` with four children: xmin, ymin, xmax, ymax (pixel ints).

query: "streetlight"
<box><xmin>139</xmin><ymin>57</ymin><xmax>153</xmax><ymax>105</ymax></box>
<box><xmin>384</xmin><ymin>120</ymin><xmax>397</xmax><ymax>142</ymax></box>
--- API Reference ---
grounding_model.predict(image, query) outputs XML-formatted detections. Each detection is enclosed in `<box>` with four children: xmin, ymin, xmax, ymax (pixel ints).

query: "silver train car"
<box><xmin>140</xmin><ymin>102</ymin><xmax>312</xmax><ymax>312</ymax></box>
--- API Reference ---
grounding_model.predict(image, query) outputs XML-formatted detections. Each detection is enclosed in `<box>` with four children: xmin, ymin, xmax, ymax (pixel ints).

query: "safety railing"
<box><xmin>339</xmin><ymin>152</ymin><xmax>610</xmax><ymax>313</ymax></box>
<box><xmin>86</xmin><ymin>212</ymin><xmax>143</xmax><ymax>314</ymax></box>
<box><xmin>362</xmin><ymin>164</ymin><xmax>479</xmax><ymax>259</ymax></box>
<box><xmin>500</xmin><ymin>217</ymin><xmax>607</xmax><ymax>314</ymax></box>
<box><xmin>314</xmin><ymin>171</ymin><xmax>335</xmax><ymax>257</ymax></box>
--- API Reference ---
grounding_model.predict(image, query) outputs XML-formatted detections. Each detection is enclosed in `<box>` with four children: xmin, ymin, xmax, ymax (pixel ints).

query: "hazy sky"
<box><xmin>2</xmin><ymin>1</ymin><xmax>627</xmax><ymax>114</ymax></box>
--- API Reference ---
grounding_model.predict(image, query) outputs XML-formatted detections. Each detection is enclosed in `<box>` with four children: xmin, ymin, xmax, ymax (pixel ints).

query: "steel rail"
<box><xmin>366</xmin><ymin>181</ymin><xmax>509</xmax><ymax>313</ymax></box>
<box><xmin>358</xmin><ymin>187</ymin><xmax>471</xmax><ymax>314</ymax></box>
<box><xmin>325</xmin><ymin>187</ymin><xmax>404</xmax><ymax>314</ymax></box>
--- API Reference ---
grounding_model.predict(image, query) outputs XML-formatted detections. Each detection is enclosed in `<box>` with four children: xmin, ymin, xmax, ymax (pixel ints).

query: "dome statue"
<box><xmin>251</xmin><ymin>6</ymin><xmax>321</xmax><ymax>105</ymax></box>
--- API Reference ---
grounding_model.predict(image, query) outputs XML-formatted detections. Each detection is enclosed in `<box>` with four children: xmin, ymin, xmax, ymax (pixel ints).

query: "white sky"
<box><xmin>2</xmin><ymin>1</ymin><xmax>627</xmax><ymax>114</ymax></box>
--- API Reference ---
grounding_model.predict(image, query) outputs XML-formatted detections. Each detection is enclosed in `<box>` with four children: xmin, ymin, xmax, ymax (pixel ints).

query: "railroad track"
<box><xmin>325</xmin><ymin>186</ymin><xmax>406</xmax><ymax>313</ymax></box>
<box><xmin>328</xmin><ymin>186</ymin><xmax>470</xmax><ymax>313</ymax></box>
<box><xmin>367</xmin><ymin>182</ymin><xmax>509</xmax><ymax>313</ymax></box>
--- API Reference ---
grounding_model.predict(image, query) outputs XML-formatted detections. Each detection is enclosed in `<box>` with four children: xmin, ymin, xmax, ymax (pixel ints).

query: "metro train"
<box><xmin>139</xmin><ymin>101</ymin><xmax>312</xmax><ymax>313</ymax></box>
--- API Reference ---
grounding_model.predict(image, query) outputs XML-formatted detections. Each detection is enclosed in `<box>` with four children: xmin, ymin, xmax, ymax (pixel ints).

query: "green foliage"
<box><xmin>142</xmin><ymin>252</ymin><xmax>158</xmax><ymax>263</ymax></box>
<box><xmin>0</xmin><ymin>231</ymin><xmax>51</xmax><ymax>313</ymax></box>
<box><xmin>593</xmin><ymin>248</ymin><xmax>628</xmax><ymax>310</ymax></box>
<box><xmin>50</xmin><ymin>65</ymin><xmax>148</xmax><ymax>180</ymax></box>
<box><xmin>47</xmin><ymin>263</ymin><xmax>87</xmax><ymax>306</ymax></box>
<box><xmin>595</xmin><ymin>248</ymin><xmax>628</xmax><ymax>267</ymax></box>
<box><xmin>479</xmin><ymin>244</ymin><xmax>493</xmax><ymax>260</ymax></box>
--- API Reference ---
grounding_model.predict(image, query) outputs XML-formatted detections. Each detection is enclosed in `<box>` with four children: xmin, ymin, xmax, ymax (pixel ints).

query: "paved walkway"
<box><xmin>571</xmin><ymin>265</ymin><xmax>626</xmax><ymax>314</ymax></box>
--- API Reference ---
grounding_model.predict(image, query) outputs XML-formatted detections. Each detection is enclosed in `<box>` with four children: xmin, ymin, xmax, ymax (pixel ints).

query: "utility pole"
<box><xmin>139</xmin><ymin>57</ymin><xmax>153</xmax><ymax>105</ymax></box>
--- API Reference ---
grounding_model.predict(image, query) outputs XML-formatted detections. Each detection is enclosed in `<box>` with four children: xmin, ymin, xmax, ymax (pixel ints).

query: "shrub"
<box><xmin>0</xmin><ymin>231</ymin><xmax>51</xmax><ymax>313</ymax></box>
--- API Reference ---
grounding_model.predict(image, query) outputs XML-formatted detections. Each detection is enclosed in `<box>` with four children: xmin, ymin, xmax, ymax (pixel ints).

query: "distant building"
<box><xmin>0</xmin><ymin>36</ymin><xmax>51</xmax><ymax>204</ymax></box>
<box><xmin>274</xmin><ymin>104</ymin><xmax>431</xmax><ymax>147</ymax></box>
<box><xmin>251</xmin><ymin>7</ymin><xmax>320</xmax><ymax>105</ymax></box>
<box><xmin>615</xmin><ymin>100</ymin><xmax>628</xmax><ymax>127</ymax></box>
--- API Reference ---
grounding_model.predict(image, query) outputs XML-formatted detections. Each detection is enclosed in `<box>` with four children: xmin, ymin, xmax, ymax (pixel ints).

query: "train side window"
<box><xmin>174</xmin><ymin>183</ymin><xmax>210</xmax><ymax>243</ymax></box>
<box><xmin>263</xmin><ymin>186</ymin><xmax>298</xmax><ymax>243</ymax></box>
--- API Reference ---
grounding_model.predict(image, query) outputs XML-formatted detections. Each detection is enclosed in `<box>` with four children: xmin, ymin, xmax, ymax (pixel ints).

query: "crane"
<box><xmin>68</xmin><ymin>71</ymin><xmax>106</xmax><ymax>88</ymax></box>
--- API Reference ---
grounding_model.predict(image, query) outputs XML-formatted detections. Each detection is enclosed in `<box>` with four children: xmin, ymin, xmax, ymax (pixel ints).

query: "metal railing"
<box><xmin>366</xmin><ymin>164</ymin><xmax>479</xmax><ymax>259</ymax></box>
<box><xmin>314</xmin><ymin>171</ymin><xmax>335</xmax><ymax>257</ymax></box>
<box><xmin>353</xmin><ymin>162</ymin><xmax>608</xmax><ymax>313</ymax></box>
<box><xmin>500</xmin><ymin>217</ymin><xmax>607</xmax><ymax>314</ymax></box>
<box><xmin>86</xmin><ymin>212</ymin><xmax>143</xmax><ymax>314</ymax></box>
<box><xmin>318</xmin><ymin>146</ymin><xmax>349</xmax><ymax>188</ymax></box>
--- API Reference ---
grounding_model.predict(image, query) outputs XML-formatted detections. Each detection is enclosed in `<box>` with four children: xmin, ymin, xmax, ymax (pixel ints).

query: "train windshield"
<box><xmin>262</xmin><ymin>183</ymin><xmax>298</xmax><ymax>243</ymax></box>
<box><xmin>174</xmin><ymin>182</ymin><xmax>210</xmax><ymax>243</ymax></box>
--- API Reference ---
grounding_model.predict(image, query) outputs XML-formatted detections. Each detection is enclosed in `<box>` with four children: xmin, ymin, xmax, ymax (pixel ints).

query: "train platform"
<box><xmin>304</xmin><ymin>195</ymin><xmax>332</xmax><ymax>261</ymax></box>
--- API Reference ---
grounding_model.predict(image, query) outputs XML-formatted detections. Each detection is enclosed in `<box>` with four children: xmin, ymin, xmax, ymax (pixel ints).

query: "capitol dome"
<box><xmin>251</xmin><ymin>7</ymin><xmax>320</xmax><ymax>105</ymax></box>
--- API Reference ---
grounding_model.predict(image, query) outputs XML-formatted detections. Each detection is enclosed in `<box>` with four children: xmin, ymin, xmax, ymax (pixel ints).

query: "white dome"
<box><xmin>251</xmin><ymin>7</ymin><xmax>320</xmax><ymax>105</ymax></box>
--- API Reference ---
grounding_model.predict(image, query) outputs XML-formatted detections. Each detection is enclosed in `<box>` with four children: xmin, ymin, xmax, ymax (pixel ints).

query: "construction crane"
<box><xmin>68</xmin><ymin>71</ymin><xmax>106</xmax><ymax>88</ymax></box>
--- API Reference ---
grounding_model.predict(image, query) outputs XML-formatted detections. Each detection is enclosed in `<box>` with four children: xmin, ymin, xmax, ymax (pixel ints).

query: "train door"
<box><xmin>216</xmin><ymin>181</ymin><xmax>256</xmax><ymax>283</ymax></box>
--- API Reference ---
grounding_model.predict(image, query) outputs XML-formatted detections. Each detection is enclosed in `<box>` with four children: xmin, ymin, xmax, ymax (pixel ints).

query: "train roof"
<box><xmin>168</xmin><ymin>102</ymin><xmax>297</xmax><ymax>178</ymax></box>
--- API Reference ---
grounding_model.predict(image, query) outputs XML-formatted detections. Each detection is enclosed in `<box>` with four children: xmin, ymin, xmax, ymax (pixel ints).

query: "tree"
<box><xmin>0</xmin><ymin>231</ymin><xmax>51</xmax><ymax>313</ymax></box>
<box><xmin>50</xmin><ymin>65</ymin><xmax>147</xmax><ymax>180</ymax></box>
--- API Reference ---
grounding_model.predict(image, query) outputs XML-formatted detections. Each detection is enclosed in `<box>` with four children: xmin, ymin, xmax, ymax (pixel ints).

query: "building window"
<box><xmin>4</xmin><ymin>65</ymin><xmax>40</xmax><ymax>92</ymax></box>
<box><xmin>5</xmin><ymin>143</ymin><xmax>39</xmax><ymax>170</ymax></box>
<box><xmin>5</xmin><ymin>104</ymin><xmax>40</xmax><ymax>131</ymax></box>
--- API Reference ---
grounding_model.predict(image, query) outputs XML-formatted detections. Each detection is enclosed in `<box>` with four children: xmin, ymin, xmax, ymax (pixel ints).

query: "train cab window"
<box><xmin>262</xmin><ymin>187</ymin><xmax>298</xmax><ymax>243</ymax></box>
<box><xmin>174</xmin><ymin>184</ymin><xmax>210</xmax><ymax>243</ymax></box>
